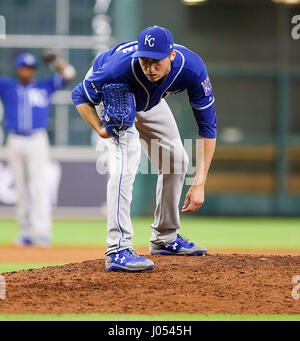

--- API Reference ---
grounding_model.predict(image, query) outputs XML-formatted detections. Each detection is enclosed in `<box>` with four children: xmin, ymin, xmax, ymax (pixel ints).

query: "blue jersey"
<box><xmin>0</xmin><ymin>73</ymin><xmax>66</xmax><ymax>136</ymax></box>
<box><xmin>72</xmin><ymin>41</ymin><xmax>216</xmax><ymax>138</ymax></box>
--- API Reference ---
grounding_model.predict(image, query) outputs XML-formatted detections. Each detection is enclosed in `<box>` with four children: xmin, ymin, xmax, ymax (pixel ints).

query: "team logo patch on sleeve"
<box><xmin>201</xmin><ymin>76</ymin><xmax>212</xmax><ymax>96</ymax></box>
<box><xmin>91</xmin><ymin>81</ymin><xmax>100</xmax><ymax>93</ymax></box>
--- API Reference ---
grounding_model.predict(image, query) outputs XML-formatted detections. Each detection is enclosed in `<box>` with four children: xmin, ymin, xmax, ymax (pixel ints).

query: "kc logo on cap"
<box><xmin>144</xmin><ymin>35</ymin><xmax>155</xmax><ymax>47</ymax></box>
<box><xmin>132</xmin><ymin>26</ymin><xmax>174</xmax><ymax>60</ymax></box>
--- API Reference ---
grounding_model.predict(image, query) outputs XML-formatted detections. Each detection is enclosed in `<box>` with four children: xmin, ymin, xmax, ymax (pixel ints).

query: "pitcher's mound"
<box><xmin>1</xmin><ymin>254</ymin><xmax>300</xmax><ymax>315</ymax></box>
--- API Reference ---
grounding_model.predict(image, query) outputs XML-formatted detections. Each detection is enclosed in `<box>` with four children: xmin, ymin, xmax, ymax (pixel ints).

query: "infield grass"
<box><xmin>0</xmin><ymin>263</ymin><xmax>64</xmax><ymax>273</ymax></box>
<box><xmin>0</xmin><ymin>216</ymin><xmax>299</xmax><ymax>249</ymax></box>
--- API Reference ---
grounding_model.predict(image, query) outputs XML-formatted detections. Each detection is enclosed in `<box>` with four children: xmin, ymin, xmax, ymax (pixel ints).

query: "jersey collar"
<box><xmin>131</xmin><ymin>50</ymin><xmax>185</xmax><ymax>110</ymax></box>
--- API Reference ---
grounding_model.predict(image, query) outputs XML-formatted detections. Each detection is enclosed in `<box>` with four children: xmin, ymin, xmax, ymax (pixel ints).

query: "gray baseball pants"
<box><xmin>102</xmin><ymin>99</ymin><xmax>189</xmax><ymax>255</ymax></box>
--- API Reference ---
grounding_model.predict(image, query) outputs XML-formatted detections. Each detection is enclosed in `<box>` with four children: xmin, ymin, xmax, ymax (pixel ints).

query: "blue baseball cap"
<box><xmin>132</xmin><ymin>26</ymin><xmax>174</xmax><ymax>60</ymax></box>
<box><xmin>14</xmin><ymin>53</ymin><xmax>38</xmax><ymax>68</ymax></box>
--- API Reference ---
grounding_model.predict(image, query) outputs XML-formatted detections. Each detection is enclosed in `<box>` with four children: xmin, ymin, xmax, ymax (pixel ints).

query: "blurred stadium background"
<box><xmin>0</xmin><ymin>0</ymin><xmax>300</xmax><ymax>220</ymax></box>
<box><xmin>1</xmin><ymin>1</ymin><xmax>300</xmax><ymax>321</ymax></box>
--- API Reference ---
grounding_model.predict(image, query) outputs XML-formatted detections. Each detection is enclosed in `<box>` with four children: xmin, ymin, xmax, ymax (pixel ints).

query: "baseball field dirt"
<box><xmin>1</xmin><ymin>253</ymin><xmax>300</xmax><ymax>315</ymax></box>
<box><xmin>2</xmin><ymin>246</ymin><xmax>300</xmax><ymax>263</ymax></box>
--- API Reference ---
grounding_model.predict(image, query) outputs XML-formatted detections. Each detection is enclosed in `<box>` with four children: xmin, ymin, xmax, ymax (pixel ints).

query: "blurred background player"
<box><xmin>0</xmin><ymin>51</ymin><xmax>76</xmax><ymax>247</ymax></box>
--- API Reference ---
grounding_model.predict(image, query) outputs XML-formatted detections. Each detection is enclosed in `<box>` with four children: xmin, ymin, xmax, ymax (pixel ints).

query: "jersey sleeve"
<box><xmin>41</xmin><ymin>73</ymin><xmax>67</xmax><ymax>94</ymax></box>
<box><xmin>187</xmin><ymin>64</ymin><xmax>217</xmax><ymax>139</ymax></box>
<box><xmin>71</xmin><ymin>60</ymin><xmax>113</xmax><ymax>106</ymax></box>
<box><xmin>72</xmin><ymin>43</ymin><xmax>135</xmax><ymax>106</ymax></box>
<box><xmin>0</xmin><ymin>76</ymin><xmax>9</xmax><ymax>97</ymax></box>
<box><xmin>71</xmin><ymin>68</ymin><xmax>108</xmax><ymax>106</ymax></box>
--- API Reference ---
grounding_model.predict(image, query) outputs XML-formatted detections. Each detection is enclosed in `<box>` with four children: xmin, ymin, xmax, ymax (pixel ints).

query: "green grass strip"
<box><xmin>0</xmin><ymin>217</ymin><xmax>300</xmax><ymax>249</ymax></box>
<box><xmin>0</xmin><ymin>263</ymin><xmax>64</xmax><ymax>274</ymax></box>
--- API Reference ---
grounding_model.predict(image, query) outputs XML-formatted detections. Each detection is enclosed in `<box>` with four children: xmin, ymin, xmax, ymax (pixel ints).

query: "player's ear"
<box><xmin>169</xmin><ymin>50</ymin><xmax>176</xmax><ymax>62</ymax></box>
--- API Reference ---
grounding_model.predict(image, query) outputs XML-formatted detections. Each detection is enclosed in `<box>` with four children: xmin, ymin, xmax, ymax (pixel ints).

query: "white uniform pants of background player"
<box><xmin>6</xmin><ymin>130</ymin><xmax>52</xmax><ymax>241</ymax></box>
<box><xmin>102</xmin><ymin>99</ymin><xmax>189</xmax><ymax>255</ymax></box>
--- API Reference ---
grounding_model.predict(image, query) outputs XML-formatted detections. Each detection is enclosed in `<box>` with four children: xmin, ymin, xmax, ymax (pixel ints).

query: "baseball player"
<box><xmin>72</xmin><ymin>26</ymin><xmax>216</xmax><ymax>271</ymax></box>
<box><xmin>0</xmin><ymin>52</ymin><xmax>76</xmax><ymax>247</ymax></box>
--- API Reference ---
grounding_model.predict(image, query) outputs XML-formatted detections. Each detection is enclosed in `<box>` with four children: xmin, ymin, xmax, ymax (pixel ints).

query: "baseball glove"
<box><xmin>42</xmin><ymin>49</ymin><xmax>59</xmax><ymax>64</ymax></box>
<box><xmin>100</xmin><ymin>83</ymin><xmax>136</xmax><ymax>139</ymax></box>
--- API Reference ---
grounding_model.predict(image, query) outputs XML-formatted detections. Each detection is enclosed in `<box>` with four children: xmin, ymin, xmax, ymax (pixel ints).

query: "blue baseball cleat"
<box><xmin>150</xmin><ymin>234</ymin><xmax>207</xmax><ymax>256</ymax></box>
<box><xmin>14</xmin><ymin>236</ymin><xmax>35</xmax><ymax>247</ymax></box>
<box><xmin>37</xmin><ymin>235</ymin><xmax>52</xmax><ymax>248</ymax></box>
<box><xmin>105</xmin><ymin>248</ymin><xmax>154</xmax><ymax>272</ymax></box>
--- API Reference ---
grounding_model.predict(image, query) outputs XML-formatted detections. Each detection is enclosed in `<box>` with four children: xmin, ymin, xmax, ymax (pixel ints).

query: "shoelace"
<box><xmin>125</xmin><ymin>248</ymin><xmax>139</xmax><ymax>258</ymax></box>
<box><xmin>177</xmin><ymin>234</ymin><xmax>191</xmax><ymax>244</ymax></box>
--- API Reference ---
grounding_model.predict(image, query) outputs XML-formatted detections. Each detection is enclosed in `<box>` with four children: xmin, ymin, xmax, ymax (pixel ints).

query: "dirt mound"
<box><xmin>1</xmin><ymin>254</ymin><xmax>300</xmax><ymax>315</ymax></box>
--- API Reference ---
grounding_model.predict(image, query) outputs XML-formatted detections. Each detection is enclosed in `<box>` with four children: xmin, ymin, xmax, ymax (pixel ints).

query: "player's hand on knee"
<box><xmin>181</xmin><ymin>185</ymin><xmax>205</xmax><ymax>213</ymax></box>
<box><xmin>98</xmin><ymin>126</ymin><xmax>112</xmax><ymax>138</ymax></box>
<box><xmin>98</xmin><ymin>125</ymin><xmax>128</xmax><ymax>138</ymax></box>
